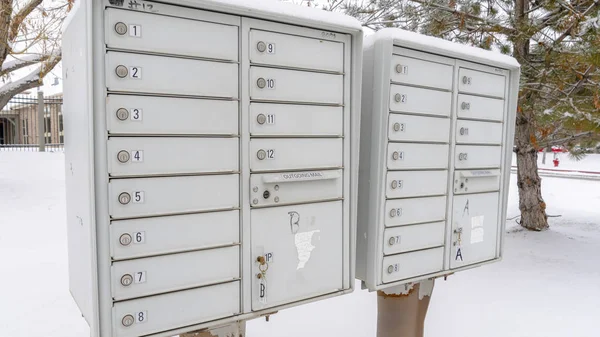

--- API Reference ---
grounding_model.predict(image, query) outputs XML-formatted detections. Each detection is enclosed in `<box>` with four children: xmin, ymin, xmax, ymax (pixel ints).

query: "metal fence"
<box><xmin>0</xmin><ymin>92</ymin><xmax>63</xmax><ymax>152</ymax></box>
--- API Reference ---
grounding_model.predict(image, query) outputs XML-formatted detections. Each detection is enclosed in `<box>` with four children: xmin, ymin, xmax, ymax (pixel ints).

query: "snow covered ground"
<box><xmin>0</xmin><ymin>152</ymin><xmax>598</xmax><ymax>337</ymax></box>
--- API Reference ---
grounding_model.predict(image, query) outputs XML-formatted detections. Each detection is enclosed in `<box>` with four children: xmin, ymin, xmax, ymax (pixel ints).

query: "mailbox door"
<box><xmin>455</xmin><ymin>120</ymin><xmax>503</xmax><ymax>145</ymax></box>
<box><xmin>454</xmin><ymin>169</ymin><xmax>501</xmax><ymax>195</ymax></box>
<box><xmin>457</xmin><ymin>94</ymin><xmax>504</xmax><ymax>122</ymax></box>
<box><xmin>108</xmin><ymin>175</ymin><xmax>239</xmax><ymax>219</ymax></box>
<box><xmin>249</xmin><ymin>138</ymin><xmax>342</xmax><ymax>171</ymax></box>
<box><xmin>113</xmin><ymin>281</ymin><xmax>239</xmax><ymax>337</ymax></box>
<box><xmin>249</xmin><ymin>103</ymin><xmax>343</xmax><ymax>137</ymax></box>
<box><xmin>381</xmin><ymin>247</ymin><xmax>444</xmax><ymax>283</ymax></box>
<box><xmin>455</xmin><ymin>145</ymin><xmax>502</xmax><ymax>169</ymax></box>
<box><xmin>388</xmin><ymin>85</ymin><xmax>452</xmax><ymax>117</ymax></box>
<box><xmin>384</xmin><ymin>196</ymin><xmax>447</xmax><ymax>227</ymax></box>
<box><xmin>106</xmin><ymin>95</ymin><xmax>238</xmax><ymax>136</ymax></box>
<box><xmin>458</xmin><ymin>68</ymin><xmax>505</xmax><ymax>98</ymax></box>
<box><xmin>390</xmin><ymin>55</ymin><xmax>453</xmax><ymax>90</ymax></box>
<box><xmin>450</xmin><ymin>192</ymin><xmax>500</xmax><ymax>268</ymax></box>
<box><xmin>387</xmin><ymin>143</ymin><xmax>449</xmax><ymax>170</ymax></box>
<box><xmin>249</xmin><ymin>30</ymin><xmax>343</xmax><ymax>72</ymax></box>
<box><xmin>111</xmin><ymin>246</ymin><xmax>239</xmax><ymax>300</ymax></box>
<box><xmin>383</xmin><ymin>221</ymin><xmax>445</xmax><ymax>255</ymax></box>
<box><xmin>385</xmin><ymin>170</ymin><xmax>448</xmax><ymax>199</ymax></box>
<box><xmin>388</xmin><ymin>114</ymin><xmax>450</xmax><ymax>143</ymax></box>
<box><xmin>107</xmin><ymin>137</ymin><xmax>238</xmax><ymax>176</ymax></box>
<box><xmin>249</xmin><ymin>67</ymin><xmax>343</xmax><ymax>104</ymax></box>
<box><xmin>250</xmin><ymin>201</ymin><xmax>343</xmax><ymax>310</ymax></box>
<box><xmin>106</xmin><ymin>52</ymin><xmax>238</xmax><ymax>98</ymax></box>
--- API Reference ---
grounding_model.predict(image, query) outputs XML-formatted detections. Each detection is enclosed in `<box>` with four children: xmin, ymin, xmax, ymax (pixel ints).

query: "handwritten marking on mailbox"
<box><xmin>130</xmin><ymin>108</ymin><xmax>142</xmax><ymax>121</ymax></box>
<box><xmin>289</xmin><ymin>211</ymin><xmax>300</xmax><ymax>234</ymax></box>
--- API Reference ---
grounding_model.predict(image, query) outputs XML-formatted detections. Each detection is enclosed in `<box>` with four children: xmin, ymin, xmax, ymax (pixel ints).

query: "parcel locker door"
<box><xmin>251</xmin><ymin>201</ymin><xmax>343</xmax><ymax>310</ymax></box>
<box><xmin>450</xmin><ymin>192</ymin><xmax>500</xmax><ymax>268</ymax></box>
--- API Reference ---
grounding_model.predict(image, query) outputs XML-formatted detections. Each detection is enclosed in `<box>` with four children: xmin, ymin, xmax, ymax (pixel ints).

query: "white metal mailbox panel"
<box><xmin>105</xmin><ymin>8</ymin><xmax>238</xmax><ymax>61</ymax></box>
<box><xmin>387</xmin><ymin>143</ymin><xmax>449</xmax><ymax>170</ymax></box>
<box><xmin>113</xmin><ymin>281</ymin><xmax>240</xmax><ymax>337</ymax></box>
<box><xmin>357</xmin><ymin>29</ymin><xmax>519</xmax><ymax>291</ymax></box>
<box><xmin>390</xmin><ymin>55</ymin><xmax>453</xmax><ymax>90</ymax></box>
<box><xmin>388</xmin><ymin>114</ymin><xmax>450</xmax><ymax>143</ymax></box>
<box><xmin>450</xmin><ymin>192</ymin><xmax>500</xmax><ymax>268</ymax></box>
<box><xmin>110</xmin><ymin>210</ymin><xmax>240</xmax><ymax>260</ymax></box>
<box><xmin>250</xmin><ymin>201</ymin><xmax>343</xmax><ymax>310</ymax></box>
<box><xmin>65</xmin><ymin>1</ymin><xmax>362</xmax><ymax>335</ymax></box>
<box><xmin>249</xmin><ymin>67</ymin><xmax>343</xmax><ymax>104</ymax></box>
<box><xmin>385</xmin><ymin>170</ymin><xmax>448</xmax><ymax>199</ymax></box>
<box><xmin>111</xmin><ymin>246</ymin><xmax>239</xmax><ymax>300</ymax></box>
<box><xmin>388</xmin><ymin>85</ymin><xmax>452</xmax><ymax>117</ymax></box>
<box><xmin>109</xmin><ymin>175</ymin><xmax>239</xmax><ymax>219</ymax></box>
<box><xmin>106</xmin><ymin>95</ymin><xmax>238</xmax><ymax>135</ymax></box>
<box><xmin>106</xmin><ymin>52</ymin><xmax>238</xmax><ymax>98</ymax></box>
<box><xmin>249</xmin><ymin>30</ymin><xmax>343</xmax><ymax>72</ymax></box>
<box><xmin>250</xmin><ymin>170</ymin><xmax>343</xmax><ymax>207</ymax></box>
<box><xmin>384</xmin><ymin>196</ymin><xmax>447</xmax><ymax>227</ymax></box>
<box><xmin>107</xmin><ymin>137</ymin><xmax>238</xmax><ymax>176</ymax></box>
<box><xmin>249</xmin><ymin>103</ymin><xmax>343</xmax><ymax>136</ymax></box>
<box><xmin>249</xmin><ymin>138</ymin><xmax>343</xmax><ymax>171</ymax></box>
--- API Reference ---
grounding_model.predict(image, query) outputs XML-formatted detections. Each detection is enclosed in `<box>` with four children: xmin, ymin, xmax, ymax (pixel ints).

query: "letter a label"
<box><xmin>455</xmin><ymin>248</ymin><xmax>463</xmax><ymax>261</ymax></box>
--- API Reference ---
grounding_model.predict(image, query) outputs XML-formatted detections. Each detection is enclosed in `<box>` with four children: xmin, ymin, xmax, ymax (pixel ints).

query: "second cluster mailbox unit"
<box><xmin>356</xmin><ymin>29</ymin><xmax>520</xmax><ymax>291</ymax></box>
<box><xmin>63</xmin><ymin>1</ymin><xmax>362</xmax><ymax>336</ymax></box>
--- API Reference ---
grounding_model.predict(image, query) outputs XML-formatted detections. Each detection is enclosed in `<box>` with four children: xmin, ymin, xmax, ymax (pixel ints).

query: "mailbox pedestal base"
<box><xmin>376</xmin><ymin>280</ymin><xmax>434</xmax><ymax>337</ymax></box>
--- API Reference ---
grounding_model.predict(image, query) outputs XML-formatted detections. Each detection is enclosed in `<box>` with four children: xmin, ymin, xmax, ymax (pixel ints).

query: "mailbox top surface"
<box><xmin>368</xmin><ymin>28</ymin><xmax>520</xmax><ymax>70</ymax></box>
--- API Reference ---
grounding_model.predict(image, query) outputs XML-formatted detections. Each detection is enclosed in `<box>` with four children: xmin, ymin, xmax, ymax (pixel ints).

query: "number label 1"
<box><xmin>131</xmin><ymin>150</ymin><xmax>144</xmax><ymax>162</ymax></box>
<box><xmin>134</xmin><ymin>271</ymin><xmax>147</xmax><ymax>284</ymax></box>
<box><xmin>135</xmin><ymin>311</ymin><xmax>147</xmax><ymax>324</ymax></box>
<box><xmin>129</xmin><ymin>66</ymin><xmax>142</xmax><ymax>79</ymax></box>
<box><xmin>129</xmin><ymin>24</ymin><xmax>142</xmax><ymax>37</ymax></box>
<box><xmin>133</xmin><ymin>191</ymin><xmax>145</xmax><ymax>204</ymax></box>
<box><xmin>266</xmin><ymin>43</ymin><xmax>276</xmax><ymax>54</ymax></box>
<box><xmin>130</xmin><ymin>108</ymin><xmax>143</xmax><ymax>121</ymax></box>
<box><xmin>133</xmin><ymin>231</ymin><xmax>145</xmax><ymax>244</ymax></box>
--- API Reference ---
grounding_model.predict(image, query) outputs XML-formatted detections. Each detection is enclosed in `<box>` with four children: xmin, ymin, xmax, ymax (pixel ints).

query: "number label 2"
<box><xmin>129</xmin><ymin>66</ymin><xmax>142</xmax><ymax>79</ymax></box>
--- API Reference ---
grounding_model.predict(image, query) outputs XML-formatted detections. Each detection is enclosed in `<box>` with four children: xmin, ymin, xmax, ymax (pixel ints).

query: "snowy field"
<box><xmin>0</xmin><ymin>152</ymin><xmax>598</xmax><ymax>337</ymax></box>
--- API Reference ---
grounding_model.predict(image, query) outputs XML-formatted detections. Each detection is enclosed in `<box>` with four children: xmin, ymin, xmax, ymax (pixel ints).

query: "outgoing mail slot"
<box><xmin>386</xmin><ymin>170</ymin><xmax>448</xmax><ymax>199</ymax></box>
<box><xmin>113</xmin><ymin>281</ymin><xmax>239</xmax><ymax>337</ymax></box>
<box><xmin>250</xmin><ymin>169</ymin><xmax>342</xmax><ymax>207</ymax></box>
<box><xmin>454</xmin><ymin>169</ymin><xmax>501</xmax><ymax>194</ymax></box>
<box><xmin>456</xmin><ymin>120</ymin><xmax>503</xmax><ymax>145</ymax></box>
<box><xmin>457</xmin><ymin>94</ymin><xmax>504</xmax><ymax>122</ymax></box>
<box><xmin>249</xmin><ymin>67</ymin><xmax>343</xmax><ymax>104</ymax></box>
<box><xmin>385</xmin><ymin>196</ymin><xmax>447</xmax><ymax>227</ymax></box>
<box><xmin>387</xmin><ymin>143</ymin><xmax>449</xmax><ymax>170</ymax></box>
<box><xmin>108</xmin><ymin>174</ymin><xmax>239</xmax><ymax>219</ymax></box>
<box><xmin>383</xmin><ymin>221</ymin><xmax>445</xmax><ymax>255</ymax></box>
<box><xmin>251</xmin><ymin>201</ymin><xmax>343</xmax><ymax>310</ymax></box>
<box><xmin>389</xmin><ymin>85</ymin><xmax>452</xmax><ymax>117</ymax></box>
<box><xmin>250</xmin><ymin>30</ymin><xmax>343</xmax><ymax>72</ymax></box>
<box><xmin>107</xmin><ymin>137</ymin><xmax>238</xmax><ymax>176</ymax></box>
<box><xmin>390</xmin><ymin>55</ymin><xmax>453</xmax><ymax>90</ymax></box>
<box><xmin>382</xmin><ymin>247</ymin><xmax>443</xmax><ymax>283</ymax></box>
<box><xmin>450</xmin><ymin>192</ymin><xmax>500</xmax><ymax>268</ymax></box>
<box><xmin>107</xmin><ymin>95</ymin><xmax>238</xmax><ymax>135</ymax></box>
<box><xmin>388</xmin><ymin>113</ymin><xmax>450</xmax><ymax>143</ymax></box>
<box><xmin>250</xmin><ymin>138</ymin><xmax>342</xmax><ymax>171</ymax></box>
<box><xmin>105</xmin><ymin>8</ymin><xmax>238</xmax><ymax>61</ymax></box>
<box><xmin>459</xmin><ymin>68</ymin><xmax>505</xmax><ymax>98</ymax></box>
<box><xmin>106</xmin><ymin>52</ymin><xmax>237</xmax><ymax>98</ymax></box>
<box><xmin>455</xmin><ymin>145</ymin><xmax>502</xmax><ymax>169</ymax></box>
<box><xmin>111</xmin><ymin>246</ymin><xmax>239</xmax><ymax>301</ymax></box>
<box><xmin>249</xmin><ymin>103</ymin><xmax>343</xmax><ymax>136</ymax></box>
<box><xmin>110</xmin><ymin>210</ymin><xmax>239</xmax><ymax>260</ymax></box>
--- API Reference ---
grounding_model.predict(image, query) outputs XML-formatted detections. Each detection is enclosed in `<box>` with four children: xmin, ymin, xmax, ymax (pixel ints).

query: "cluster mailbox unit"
<box><xmin>356</xmin><ymin>29</ymin><xmax>520</xmax><ymax>291</ymax></box>
<box><xmin>63</xmin><ymin>0</ymin><xmax>362</xmax><ymax>336</ymax></box>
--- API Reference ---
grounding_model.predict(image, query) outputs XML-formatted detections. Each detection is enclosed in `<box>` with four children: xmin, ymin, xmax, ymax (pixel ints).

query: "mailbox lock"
<box><xmin>119</xmin><ymin>233</ymin><xmax>132</xmax><ymax>246</ymax></box>
<box><xmin>274</xmin><ymin>196</ymin><xmax>280</xmax><ymax>203</ymax></box>
<box><xmin>120</xmin><ymin>274</ymin><xmax>134</xmax><ymax>287</ymax></box>
<box><xmin>118</xmin><ymin>192</ymin><xmax>132</xmax><ymax>205</ymax></box>
<box><xmin>257</xmin><ymin>256</ymin><xmax>266</xmax><ymax>265</ymax></box>
<box><xmin>114</xmin><ymin>22</ymin><xmax>128</xmax><ymax>35</ymax></box>
<box><xmin>462</xmin><ymin>76</ymin><xmax>472</xmax><ymax>85</ymax></box>
<box><xmin>257</xmin><ymin>149</ymin><xmax>267</xmax><ymax>160</ymax></box>
<box><xmin>252</xmin><ymin>198</ymin><xmax>259</xmax><ymax>205</ymax></box>
<box><xmin>394</xmin><ymin>93</ymin><xmax>402</xmax><ymax>102</ymax></box>
<box><xmin>461</xmin><ymin>102</ymin><xmax>471</xmax><ymax>110</ymax></box>
<box><xmin>257</xmin><ymin>78</ymin><xmax>267</xmax><ymax>89</ymax></box>
<box><xmin>116</xmin><ymin>108</ymin><xmax>129</xmax><ymax>121</ymax></box>
<box><xmin>122</xmin><ymin>314</ymin><xmax>135</xmax><ymax>327</ymax></box>
<box><xmin>387</xmin><ymin>265</ymin><xmax>394</xmax><ymax>274</ymax></box>
<box><xmin>257</xmin><ymin>41</ymin><xmax>267</xmax><ymax>52</ymax></box>
<box><xmin>115</xmin><ymin>65</ymin><xmax>128</xmax><ymax>78</ymax></box>
<box><xmin>257</xmin><ymin>114</ymin><xmax>267</xmax><ymax>125</ymax></box>
<box><xmin>263</xmin><ymin>190</ymin><xmax>270</xmax><ymax>199</ymax></box>
<box><xmin>392</xmin><ymin>151</ymin><xmax>400</xmax><ymax>160</ymax></box>
<box><xmin>458</xmin><ymin>153</ymin><xmax>468</xmax><ymax>161</ymax></box>
<box><xmin>117</xmin><ymin>150</ymin><xmax>130</xmax><ymax>163</ymax></box>
<box><xmin>393</xmin><ymin>123</ymin><xmax>401</xmax><ymax>132</ymax></box>
<box><xmin>395</xmin><ymin>64</ymin><xmax>403</xmax><ymax>73</ymax></box>
<box><xmin>391</xmin><ymin>180</ymin><xmax>398</xmax><ymax>189</ymax></box>
<box><xmin>388</xmin><ymin>237</ymin><xmax>396</xmax><ymax>246</ymax></box>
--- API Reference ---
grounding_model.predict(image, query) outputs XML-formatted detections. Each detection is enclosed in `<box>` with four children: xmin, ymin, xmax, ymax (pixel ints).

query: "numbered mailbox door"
<box><xmin>450</xmin><ymin>192</ymin><xmax>500</xmax><ymax>269</ymax></box>
<box><xmin>388</xmin><ymin>85</ymin><xmax>452</xmax><ymax>117</ymax></box>
<box><xmin>250</xmin><ymin>201</ymin><xmax>343</xmax><ymax>310</ymax></box>
<box><xmin>249</xmin><ymin>103</ymin><xmax>343</xmax><ymax>137</ymax></box>
<box><xmin>250</xmin><ymin>138</ymin><xmax>342</xmax><ymax>172</ymax></box>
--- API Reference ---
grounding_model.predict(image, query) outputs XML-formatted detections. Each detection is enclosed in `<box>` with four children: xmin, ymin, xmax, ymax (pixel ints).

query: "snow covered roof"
<box><xmin>176</xmin><ymin>0</ymin><xmax>362</xmax><ymax>32</ymax></box>
<box><xmin>373</xmin><ymin>28</ymin><xmax>520</xmax><ymax>69</ymax></box>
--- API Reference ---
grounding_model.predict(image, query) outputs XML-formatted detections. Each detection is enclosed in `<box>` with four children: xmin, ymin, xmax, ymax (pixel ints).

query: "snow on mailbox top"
<box><xmin>371</xmin><ymin>28</ymin><xmax>520</xmax><ymax>69</ymax></box>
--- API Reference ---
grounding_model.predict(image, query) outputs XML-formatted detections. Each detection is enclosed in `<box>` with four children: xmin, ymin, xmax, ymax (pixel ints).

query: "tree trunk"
<box><xmin>514</xmin><ymin>108</ymin><xmax>549</xmax><ymax>231</ymax></box>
